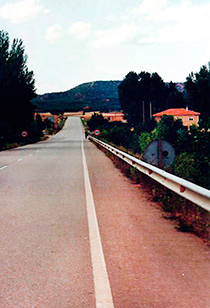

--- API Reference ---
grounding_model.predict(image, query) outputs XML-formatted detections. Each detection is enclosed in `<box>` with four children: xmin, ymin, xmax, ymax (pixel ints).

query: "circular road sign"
<box><xmin>144</xmin><ymin>139</ymin><xmax>175</xmax><ymax>168</ymax></box>
<box><xmin>94</xmin><ymin>129</ymin><xmax>100</xmax><ymax>136</ymax></box>
<box><xmin>21</xmin><ymin>131</ymin><xmax>28</xmax><ymax>138</ymax></box>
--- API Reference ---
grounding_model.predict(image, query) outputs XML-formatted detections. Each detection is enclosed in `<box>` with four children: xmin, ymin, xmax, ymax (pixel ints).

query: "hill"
<box><xmin>32</xmin><ymin>80</ymin><xmax>185</xmax><ymax>113</ymax></box>
<box><xmin>33</xmin><ymin>80</ymin><xmax>122</xmax><ymax>113</ymax></box>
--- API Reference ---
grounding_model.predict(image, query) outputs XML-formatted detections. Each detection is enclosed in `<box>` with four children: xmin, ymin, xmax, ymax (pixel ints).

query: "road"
<box><xmin>0</xmin><ymin>117</ymin><xmax>209</xmax><ymax>308</ymax></box>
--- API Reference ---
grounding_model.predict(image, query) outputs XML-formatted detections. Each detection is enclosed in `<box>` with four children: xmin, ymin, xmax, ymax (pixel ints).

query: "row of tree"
<box><xmin>0</xmin><ymin>30</ymin><xmax>42</xmax><ymax>149</ymax></box>
<box><xmin>118</xmin><ymin>65</ymin><xmax>210</xmax><ymax>126</ymax></box>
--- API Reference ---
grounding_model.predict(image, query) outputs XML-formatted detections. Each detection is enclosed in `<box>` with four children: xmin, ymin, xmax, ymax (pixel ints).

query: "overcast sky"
<box><xmin>0</xmin><ymin>0</ymin><xmax>209</xmax><ymax>94</ymax></box>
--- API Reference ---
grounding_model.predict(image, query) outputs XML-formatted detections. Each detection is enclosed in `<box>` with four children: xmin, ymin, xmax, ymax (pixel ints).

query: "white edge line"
<box><xmin>0</xmin><ymin>166</ymin><xmax>8</xmax><ymax>170</ymax></box>
<box><xmin>81</xmin><ymin>138</ymin><xmax>115</xmax><ymax>308</ymax></box>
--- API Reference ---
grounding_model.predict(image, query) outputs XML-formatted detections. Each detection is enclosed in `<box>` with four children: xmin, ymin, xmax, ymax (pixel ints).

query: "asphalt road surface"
<box><xmin>0</xmin><ymin>117</ymin><xmax>209</xmax><ymax>308</ymax></box>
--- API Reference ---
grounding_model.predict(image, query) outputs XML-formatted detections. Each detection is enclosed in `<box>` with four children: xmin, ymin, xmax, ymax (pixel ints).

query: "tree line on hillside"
<box><xmin>118</xmin><ymin>66</ymin><xmax>210</xmax><ymax>126</ymax></box>
<box><xmin>33</xmin><ymin>81</ymin><xmax>121</xmax><ymax>113</ymax></box>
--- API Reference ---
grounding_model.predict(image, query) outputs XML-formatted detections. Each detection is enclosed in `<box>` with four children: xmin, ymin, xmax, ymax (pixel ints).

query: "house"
<box><xmin>102</xmin><ymin>112</ymin><xmax>126</xmax><ymax>122</ymax></box>
<box><xmin>153</xmin><ymin>107</ymin><xmax>200</xmax><ymax>129</ymax></box>
<box><xmin>82</xmin><ymin>112</ymin><xmax>126</xmax><ymax>122</ymax></box>
<box><xmin>34</xmin><ymin>112</ymin><xmax>59</xmax><ymax>129</ymax></box>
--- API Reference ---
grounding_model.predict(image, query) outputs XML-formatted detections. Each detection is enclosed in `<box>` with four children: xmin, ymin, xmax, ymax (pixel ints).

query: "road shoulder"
<box><xmin>84</xmin><ymin>139</ymin><xmax>210</xmax><ymax>308</ymax></box>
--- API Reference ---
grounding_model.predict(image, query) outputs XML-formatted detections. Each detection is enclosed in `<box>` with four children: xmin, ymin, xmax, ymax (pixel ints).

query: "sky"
<box><xmin>0</xmin><ymin>0</ymin><xmax>210</xmax><ymax>94</ymax></box>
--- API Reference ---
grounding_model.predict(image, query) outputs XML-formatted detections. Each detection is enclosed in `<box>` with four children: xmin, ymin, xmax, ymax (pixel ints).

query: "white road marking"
<box><xmin>0</xmin><ymin>166</ymin><xmax>8</xmax><ymax>170</ymax></box>
<box><xmin>17</xmin><ymin>158</ymin><xmax>22</xmax><ymax>162</ymax></box>
<box><xmin>81</xmin><ymin>139</ymin><xmax>115</xmax><ymax>308</ymax></box>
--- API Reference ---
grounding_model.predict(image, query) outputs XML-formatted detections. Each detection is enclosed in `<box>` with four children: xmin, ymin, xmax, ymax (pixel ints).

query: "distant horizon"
<box><xmin>37</xmin><ymin>79</ymin><xmax>185</xmax><ymax>96</ymax></box>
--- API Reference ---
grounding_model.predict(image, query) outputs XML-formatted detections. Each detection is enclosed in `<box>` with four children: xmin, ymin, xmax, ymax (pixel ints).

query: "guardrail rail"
<box><xmin>89</xmin><ymin>136</ymin><xmax>210</xmax><ymax>212</ymax></box>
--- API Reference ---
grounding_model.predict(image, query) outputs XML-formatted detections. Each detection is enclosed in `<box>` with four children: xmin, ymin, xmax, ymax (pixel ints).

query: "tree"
<box><xmin>0</xmin><ymin>30</ymin><xmax>36</xmax><ymax>143</ymax></box>
<box><xmin>118</xmin><ymin>71</ymin><xmax>171</xmax><ymax>126</ymax></box>
<box><xmin>138</xmin><ymin>72</ymin><xmax>167</xmax><ymax>119</ymax></box>
<box><xmin>87</xmin><ymin>113</ymin><xmax>108</xmax><ymax>131</ymax></box>
<box><xmin>166</xmin><ymin>82</ymin><xmax>184</xmax><ymax>109</ymax></box>
<box><xmin>185</xmin><ymin>64</ymin><xmax>210</xmax><ymax>123</ymax></box>
<box><xmin>153</xmin><ymin>115</ymin><xmax>186</xmax><ymax>152</ymax></box>
<box><xmin>118</xmin><ymin>71</ymin><xmax>140</xmax><ymax>126</ymax></box>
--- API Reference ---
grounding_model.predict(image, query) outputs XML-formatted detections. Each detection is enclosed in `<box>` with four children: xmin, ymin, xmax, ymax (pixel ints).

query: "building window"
<box><xmin>189</xmin><ymin>117</ymin><xmax>194</xmax><ymax>120</ymax></box>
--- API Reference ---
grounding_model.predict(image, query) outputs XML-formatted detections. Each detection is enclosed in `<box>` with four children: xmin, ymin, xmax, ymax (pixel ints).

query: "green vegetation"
<box><xmin>0</xmin><ymin>30</ymin><xmax>44</xmax><ymax>150</ymax></box>
<box><xmin>118</xmin><ymin>71</ymin><xmax>184</xmax><ymax>126</ymax></box>
<box><xmin>33</xmin><ymin>64</ymin><xmax>210</xmax><ymax>124</ymax></box>
<box><xmin>185</xmin><ymin>64</ymin><xmax>210</xmax><ymax>124</ymax></box>
<box><xmin>83</xmin><ymin>64</ymin><xmax>210</xmax><ymax>240</ymax></box>
<box><xmin>86</xmin><ymin>113</ymin><xmax>210</xmax><ymax>190</ymax></box>
<box><xmin>33</xmin><ymin>81</ymin><xmax>121</xmax><ymax>113</ymax></box>
<box><xmin>118</xmin><ymin>64</ymin><xmax>210</xmax><ymax>126</ymax></box>
<box><xmin>86</xmin><ymin>113</ymin><xmax>210</xmax><ymax>240</ymax></box>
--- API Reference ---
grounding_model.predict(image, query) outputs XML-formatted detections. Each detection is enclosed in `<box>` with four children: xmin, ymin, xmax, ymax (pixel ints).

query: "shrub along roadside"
<box><xmin>0</xmin><ymin>114</ymin><xmax>67</xmax><ymax>151</ymax></box>
<box><xmin>85</xmin><ymin>113</ymin><xmax>210</xmax><ymax>190</ymax></box>
<box><xmin>0</xmin><ymin>117</ymin><xmax>44</xmax><ymax>151</ymax></box>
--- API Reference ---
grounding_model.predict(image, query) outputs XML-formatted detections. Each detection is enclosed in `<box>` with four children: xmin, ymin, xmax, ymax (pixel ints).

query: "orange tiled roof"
<box><xmin>153</xmin><ymin>108</ymin><xmax>200</xmax><ymax>117</ymax></box>
<box><xmin>103</xmin><ymin>112</ymin><xmax>124</xmax><ymax>117</ymax></box>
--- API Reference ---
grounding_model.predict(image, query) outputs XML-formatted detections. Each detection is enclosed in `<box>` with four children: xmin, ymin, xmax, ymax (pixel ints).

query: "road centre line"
<box><xmin>81</xmin><ymin>139</ymin><xmax>115</xmax><ymax>308</ymax></box>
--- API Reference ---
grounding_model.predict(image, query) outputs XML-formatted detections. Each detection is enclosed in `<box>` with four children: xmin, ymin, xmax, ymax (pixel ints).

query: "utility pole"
<box><xmin>150</xmin><ymin>101</ymin><xmax>152</xmax><ymax>119</ymax></box>
<box><xmin>142</xmin><ymin>101</ymin><xmax>145</xmax><ymax>122</ymax></box>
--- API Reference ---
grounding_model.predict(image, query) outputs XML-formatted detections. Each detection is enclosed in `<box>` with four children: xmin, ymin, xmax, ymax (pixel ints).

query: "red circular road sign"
<box><xmin>21</xmin><ymin>131</ymin><xmax>28</xmax><ymax>137</ymax></box>
<box><xmin>94</xmin><ymin>129</ymin><xmax>100</xmax><ymax>136</ymax></box>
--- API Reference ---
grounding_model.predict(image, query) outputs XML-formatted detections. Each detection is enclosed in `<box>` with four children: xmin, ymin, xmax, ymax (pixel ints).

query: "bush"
<box><xmin>87</xmin><ymin>113</ymin><xmax>108</xmax><ymax>131</ymax></box>
<box><xmin>173</xmin><ymin>152</ymin><xmax>210</xmax><ymax>189</ymax></box>
<box><xmin>154</xmin><ymin>115</ymin><xmax>184</xmax><ymax>146</ymax></box>
<box><xmin>139</xmin><ymin>131</ymin><xmax>155</xmax><ymax>153</ymax></box>
<box><xmin>129</xmin><ymin>133</ymin><xmax>141</xmax><ymax>153</ymax></box>
<box><xmin>173</xmin><ymin>152</ymin><xmax>197</xmax><ymax>182</ymax></box>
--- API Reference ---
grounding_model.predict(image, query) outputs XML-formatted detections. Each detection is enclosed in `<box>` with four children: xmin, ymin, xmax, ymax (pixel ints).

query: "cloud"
<box><xmin>131</xmin><ymin>0</ymin><xmax>168</xmax><ymax>17</ymax></box>
<box><xmin>45</xmin><ymin>24</ymin><xmax>63</xmax><ymax>44</ymax></box>
<box><xmin>91</xmin><ymin>0</ymin><xmax>210</xmax><ymax>48</ymax></box>
<box><xmin>0</xmin><ymin>0</ymin><xmax>48</xmax><ymax>23</ymax></box>
<box><xmin>68</xmin><ymin>21</ymin><xmax>92</xmax><ymax>40</ymax></box>
<box><xmin>91</xmin><ymin>23</ymin><xmax>137</xmax><ymax>47</ymax></box>
<box><xmin>103</xmin><ymin>0</ymin><xmax>210</xmax><ymax>46</ymax></box>
<box><xmin>67</xmin><ymin>55</ymin><xmax>80</xmax><ymax>62</ymax></box>
<box><xmin>138</xmin><ymin>1</ymin><xmax>210</xmax><ymax>44</ymax></box>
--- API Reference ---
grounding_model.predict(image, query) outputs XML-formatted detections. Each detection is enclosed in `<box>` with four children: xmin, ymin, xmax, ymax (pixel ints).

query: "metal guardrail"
<box><xmin>89</xmin><ymin>136</ymin><xmax>210</xmax><ymax>212</ymax></box>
